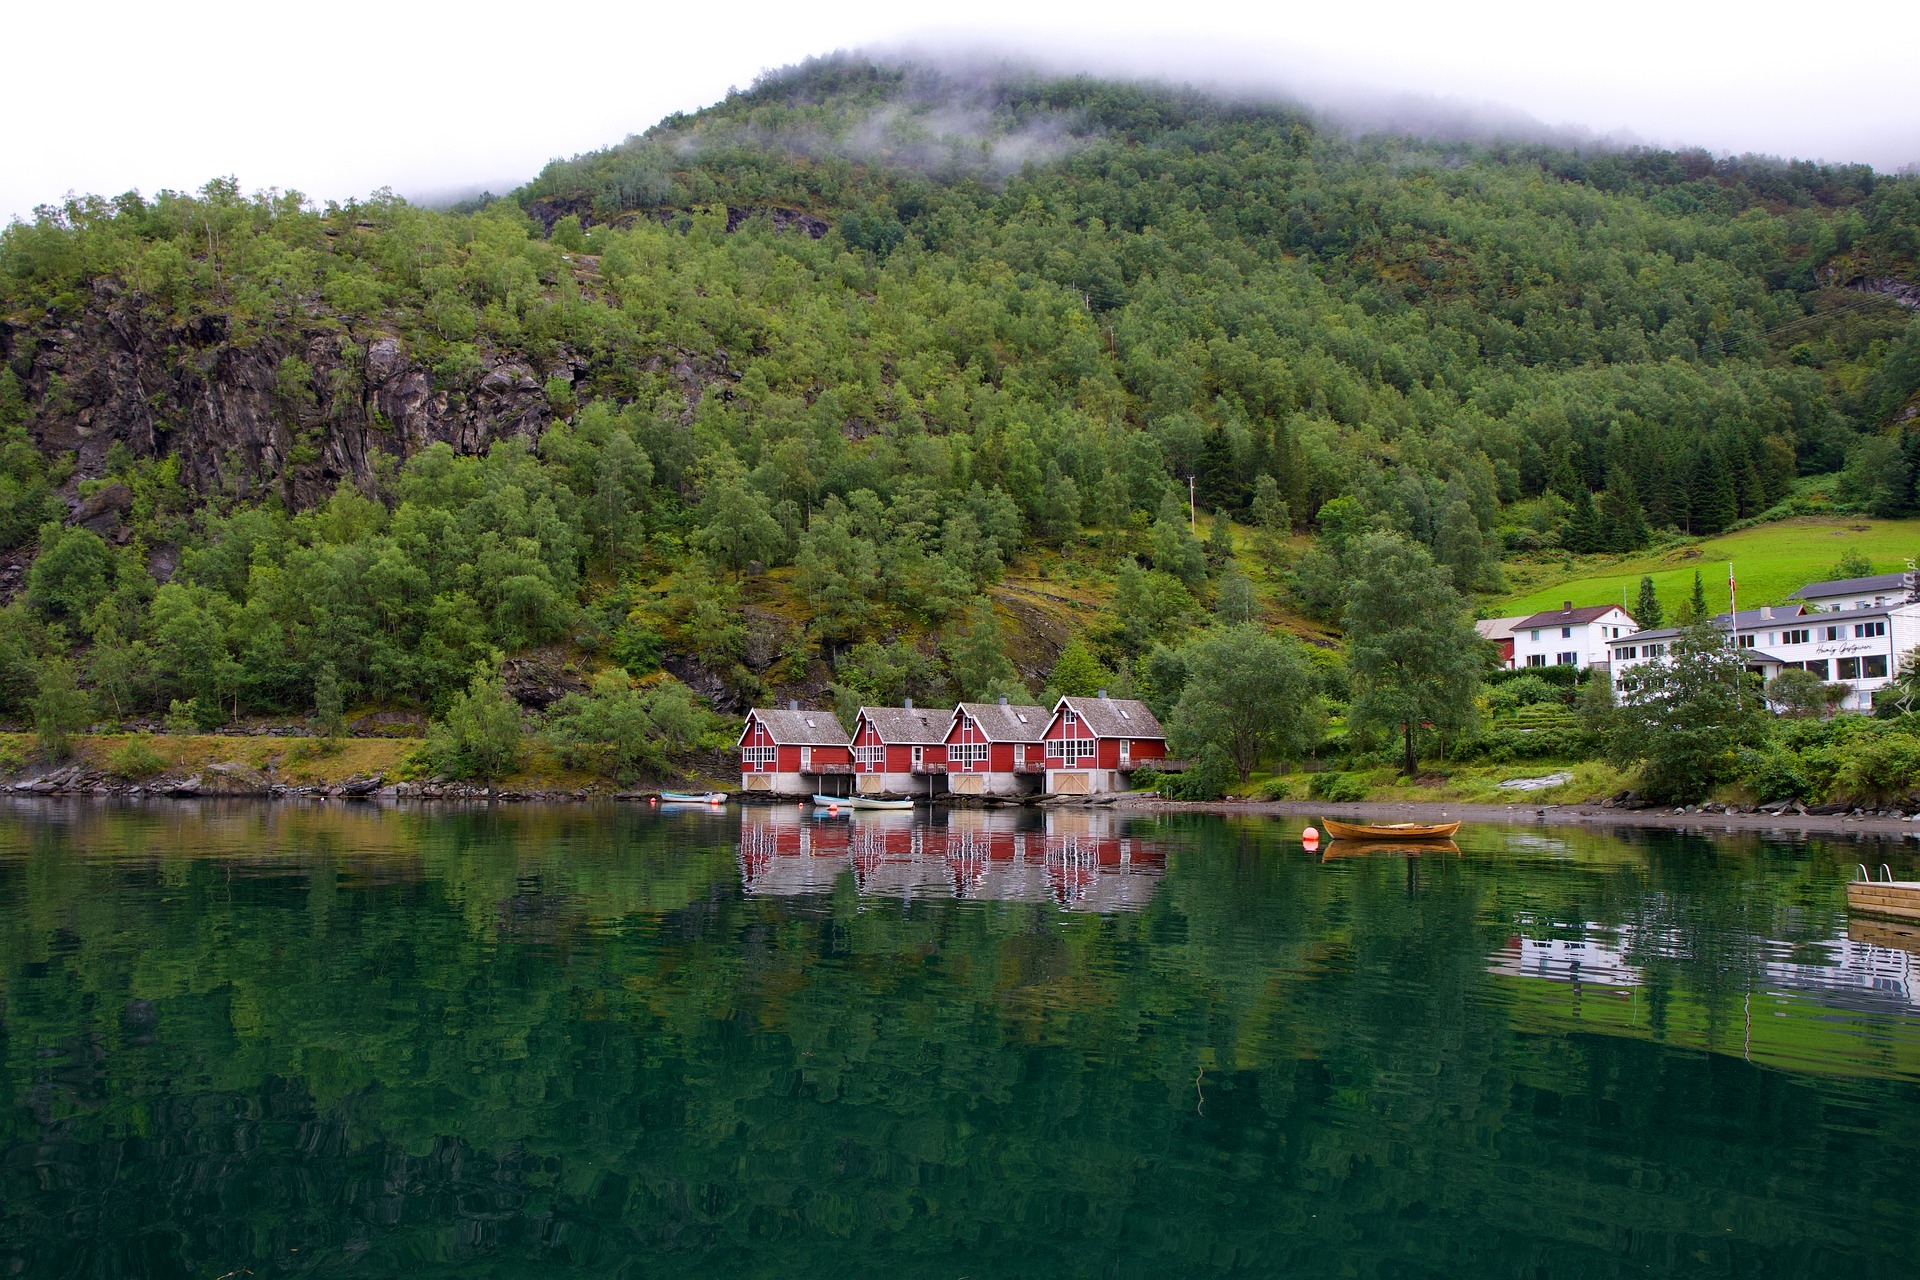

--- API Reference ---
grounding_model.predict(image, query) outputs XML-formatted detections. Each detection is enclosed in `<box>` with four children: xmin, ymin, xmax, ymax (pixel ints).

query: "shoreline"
<box><xmin>5</xmin><ymin>781</ymin><xmax>1920</xmax><ymax>840</ymax></box>
<box><xmin>1117</xmin><ymin>797</ymin><xmax>1920</xmax><ymax>839</ymax></box>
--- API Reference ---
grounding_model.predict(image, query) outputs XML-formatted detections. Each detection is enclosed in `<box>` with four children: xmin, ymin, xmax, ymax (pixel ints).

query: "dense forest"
<box><xmin>2</xmin><ymin>55</ymin><xmax>1918</xmax><ymax>796</ymax></box>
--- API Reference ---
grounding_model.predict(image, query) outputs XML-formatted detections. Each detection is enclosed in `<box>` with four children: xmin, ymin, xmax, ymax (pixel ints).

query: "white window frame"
<box><xmin>742</xmin><ymin>744</ymin><xmax>778</xmax><ymax>768</ymax></box>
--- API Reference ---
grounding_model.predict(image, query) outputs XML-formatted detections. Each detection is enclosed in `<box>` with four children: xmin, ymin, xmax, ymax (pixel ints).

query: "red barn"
<box><xmin>850</xmin><ymin>702</ymin><xmax>952</xmax><ymax>798</ymax></box>
<box><xmin>737</xmin><ymin>705</ymin><xmax>854</xmax><ymax>797</ymax></box>
<box><xmin>1042</xmin><ymin>693</ymin><xmax>1166</xmax><ymax>796</ymax></box>
<box><xmin>943</xmin><ymin>699</ymin><xmax>1050</xmax><ymax>798</ymax></box>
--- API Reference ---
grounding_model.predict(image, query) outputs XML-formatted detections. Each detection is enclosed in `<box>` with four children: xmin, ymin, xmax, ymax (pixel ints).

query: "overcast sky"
<box><xmin>7</xmin><ymin>0</ymin><xmax>1917</xmax><ymax>222</ymax></box>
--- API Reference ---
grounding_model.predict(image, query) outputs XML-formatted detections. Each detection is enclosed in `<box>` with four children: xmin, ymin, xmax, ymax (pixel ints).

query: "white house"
<box><xmin>1510</xmin><ymin>602</ymin><xmax>1638</xmax><ymax>671</ymax></box>
<box><xmin>1610</xmin><ymin>599</ymin><xmax>1920</xmax><ymax>714</ymax></box>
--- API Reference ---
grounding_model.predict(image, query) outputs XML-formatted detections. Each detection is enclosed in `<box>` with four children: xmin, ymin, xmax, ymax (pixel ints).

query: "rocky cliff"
<box><xmin>3</xmin><ymin>278</ymin><xmax>556</xmax><ymax>518</ymax></box>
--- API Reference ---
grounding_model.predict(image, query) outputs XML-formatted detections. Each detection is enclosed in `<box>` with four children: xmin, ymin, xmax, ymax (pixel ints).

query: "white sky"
<box><xmin>6</xmin><ymin>0</ymin><xmax>1917</xmax><ymax>223</ymax></box>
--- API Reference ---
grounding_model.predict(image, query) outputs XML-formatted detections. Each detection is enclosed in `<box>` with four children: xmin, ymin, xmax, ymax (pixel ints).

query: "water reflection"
<box><xmin>738</xmin><ymin>806</ymin><xmax>1165</xmax><ymax>911</ymax></box>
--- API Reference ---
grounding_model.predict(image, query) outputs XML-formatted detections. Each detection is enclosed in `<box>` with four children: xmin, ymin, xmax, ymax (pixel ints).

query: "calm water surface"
<box><xmin>4</xmin><ymin>800</ymin><xmax>1920</xmax><ymax>1277</ymax></box>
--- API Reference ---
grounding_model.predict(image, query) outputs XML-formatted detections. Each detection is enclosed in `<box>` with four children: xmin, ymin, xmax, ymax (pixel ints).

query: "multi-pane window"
<box><xmin>742</xmin><ymin>745</ymin><xmax>778</xmax><ymax>768</ymax></box>
<box><xmin>1821</xmin><ymin>625</ymin><xmax>1842</xmax><ymax>642</ymax></box>
<box><xmin>950</xmin><ymin>742</ymin><xmax>988</xmax><ymax>765</ymax></box>
<box><xmin>1782</xmin><ymin>629</ymin><xmax>1810</xmax><ymax>645</ymax></box>
<box><xmin>1642</xmin><ymin>643</ymin><xmax>1666</xmax><ymax>657</ymax></box>
<box><xmin>1066</xmin><ymin>739</ymin><xmax>1097</xmax><ymax>762</ymax></box>
<box><xmin>1556</xmin><ymin>651</ymin><xmax>1578</xmax><ymax>666</ymax></box>
<box><xmin>1526</xmin><ymin>654</ymin><xmax>1546</xmax><ymax>667</ymax></box>
<box><xmin>1854</xmin><ymin>621</ymin><xmax>1887</xmax><ymax>638</ymax></box>
<box><xmin>854</xmin><ymin>745</ymin><xmax>885</xmax><ymax>766</ymax></box>
<box><xmin>1865</xmin><ymin>655</ymin><xmax>1889</xmax><ymax>678</ymax></box>
<box><xmin>1804</xmin><ymin>659</ymin><xmax>1831</xmax><ymax>680</ymax></box>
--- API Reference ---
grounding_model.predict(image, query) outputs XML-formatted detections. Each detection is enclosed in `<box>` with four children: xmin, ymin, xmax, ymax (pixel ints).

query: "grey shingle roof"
<box><xmin>857</xmin><ymin>706</ymin><xmax>954</xmax><ymax>745</ymax></box>
<box><xmin>953</xmin><ymin>701</ymin><xmax>1049</xmax><ymax>743</ymax></box>
<box><xmin>1789</xmin><ymin>572</ymin><xmax>1910</xmax><ymax>600</ymax></box>
<box><xmin>742</xmin><ymin>708</ymin><xmax>851</xmax><ymax>747</ymax></box>
<box><xmin>1056</xmin><ymin>695</ymin><xmax>1165</xmax><ymax>740</ymax></box>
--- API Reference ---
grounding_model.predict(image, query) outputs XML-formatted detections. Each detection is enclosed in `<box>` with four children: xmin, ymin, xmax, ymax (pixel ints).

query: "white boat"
<box><xmin>811</xmin><ymin>793</ymin><xmax>914</xmax><ymax>810</ymax></box>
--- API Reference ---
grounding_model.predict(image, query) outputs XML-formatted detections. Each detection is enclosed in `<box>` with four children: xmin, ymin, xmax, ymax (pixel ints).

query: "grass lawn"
<box><xmin>1232</xmin><ymin>760</ymin><xmax>1631</xmax><ymax>806</ymax></box>
<box><xmin>1494</xmin><ymin>515</ymin><xmax>1920</xmax><ymax>619</ymax></box>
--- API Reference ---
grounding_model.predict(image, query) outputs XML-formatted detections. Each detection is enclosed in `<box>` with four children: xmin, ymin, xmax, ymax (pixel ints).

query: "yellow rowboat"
<box><xmin>1319</xmin><ymin>818</ymin><xmax>1461</xmax><ymax>841</ymax></box>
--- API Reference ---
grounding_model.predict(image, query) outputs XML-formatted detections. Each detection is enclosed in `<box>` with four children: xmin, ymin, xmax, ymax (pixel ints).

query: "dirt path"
<box><xmin>1114</xmin><ymin>797</ymin><xmax>1920</xmax><ymax>840</ymax></box>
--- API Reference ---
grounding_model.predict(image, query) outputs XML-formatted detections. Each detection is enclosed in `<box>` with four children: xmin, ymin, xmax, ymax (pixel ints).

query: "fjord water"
<box><xmin>4</xmin><ymin>804</ymin><xmax>1920</xmax><ymax>1278</ymax></box>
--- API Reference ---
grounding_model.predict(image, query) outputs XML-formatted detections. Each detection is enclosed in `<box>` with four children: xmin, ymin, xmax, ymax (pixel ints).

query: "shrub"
<box><xmin>1485</xmin><ymin>675</ymin><xmax>1562</xmax><ymax>713</ymax></box>
<box><xmin>1160</xmin><ymin>743</ymin><xmax>1234</xmax><ymax>800</ymax></box>
<box><xmin>608</xmin><ymin>624</ymin><xmax>664</xmax><ymax>676</ymax></box>
<box><xmin>0</xmin><ymin>737</ymin><xmax>27</xmax><ymax>774</ymax></box>
<box><xmin>1833</xmin><ymin>733</ymin><xmax>1920</xmax><ymax>804</ymax></box>
<box><xmin>1734</xmin><ymin>747</ymin><xmax>1811</xmax><ymax>802</ymax></box>
<box><xmin>542</xmin><ymin>673</ymin><xmax>712</xmax><ymax>782</ymax></box>
<box><xmin>1253</xmin><ymin>775</ymin><xmax>1298</xmax><ymax>801</ymax></box>
<box><xmin>107</xmin><ymin>736</ymin><xmax>168</xmax><ymax>779</ymax></box>
<box><xmin>1309</xmin><ymin>771</ymin><xmax>1371</xmax><ymax>803</ymax></box>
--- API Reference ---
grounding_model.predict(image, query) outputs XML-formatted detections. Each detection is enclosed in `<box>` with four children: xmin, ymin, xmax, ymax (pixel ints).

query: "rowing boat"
<box><xmin>811</xmin><ymin>794</ymin><xmax>914</xmax><ymax>810</ymax></box>
<box><xmin>1320</xmin><ymin>817</ymin><xmax>1460</xmax><ymax>840</ymax></box>
<box><xmin>661</xmin><ymin>791</ymin><xmax>727</xmax><ymax>804</ymax></box>
<box><xmin>1319</xmin><ymin>839</ymin><xmax>1461</xmax><ymax>860</ymax></box>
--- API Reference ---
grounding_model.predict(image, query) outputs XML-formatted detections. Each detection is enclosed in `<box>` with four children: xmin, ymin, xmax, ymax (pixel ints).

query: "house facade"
<box><xmin>1511</xmin><ymin>603</ymin><xmax>1638</xmax><ymax>671</ymax></box>
<box><xmin>737</xmin><ymin>705</ymin><xmax>854</xmax><ymax>797</ymax></box>
<box><xmin>943</xmin><ymin>699</ymin><xmax>1050</xmax><ymax>798</ymax></box>
<box><xmin>1789</xmin><ymin>571</ymin><xmax>1917</xmax><ymax>614</ymax></box>
<box><xmin>1042</xmin><ymin>693</ymin><xmax>1167</xmax><ymax>796</ymax></box>
<box><xmin>1612</xmin><ymin>601</ymin><xmax>1920</xmax><ymax>714</ymax></box>
<box><xmin>851</xmin><ymin>702</ymin><xmax>953</xmax><ymax>797</ymax></box>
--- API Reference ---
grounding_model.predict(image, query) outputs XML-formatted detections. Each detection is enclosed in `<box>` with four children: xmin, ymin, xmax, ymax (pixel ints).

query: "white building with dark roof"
<box><xmin>1789</xmin><ymin>571</ymin><xmax>1916</xmax><ymax>614</ymax></box>
<box><xmin>1511</xmin><ymin>602</ymin><xmax>1638</xmax><ymax>671</ymax></box>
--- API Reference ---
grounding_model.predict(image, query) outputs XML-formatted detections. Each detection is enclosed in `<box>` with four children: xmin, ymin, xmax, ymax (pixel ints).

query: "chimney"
<box><xmin>1097</xmin><ymin>687</ymin><xmax>1109</xmax><ymax>698</ymax></box>
<box><xmin>1562</xmin><ymin>600</ymin><xmax>1573</xmax><ymax>613</ymax></box>
<box><xmin>1760</xmin><ymin>606</ymin><xmax>1772</xmax><ymax>621</ymax></box>
<box><xmin>789</xmin><ymin>699</ymin><xmax>799</xmax><ymax>711</ymax></box>
<box><xmin>998</xmin><ymin>695</ymin><xmax>1009</xmax><ymax>705</ymax></box>
<box><xmin>903</xmin><ymin>697</ymin><xmax>913</xmax><ymax>710</ymax></box>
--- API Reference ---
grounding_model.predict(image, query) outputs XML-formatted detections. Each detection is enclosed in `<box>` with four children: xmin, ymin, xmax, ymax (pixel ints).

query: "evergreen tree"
<box><xmin>1204</xmin><ymin>509</ymin><xmax>1234</xmax><ymax>566</ymax></box>
<box><xmin>1599</xmin><ymin>467</ymin><xmax>1649</xmax><ymax>551</ymax></box>
<box><xmin>1634</xmin><ymin>576</ymin><xmax>1664</xmax><ymax>629</ymax></box>
<box><xmin>1151</xmin><ymin>486</ymin><xmax>1206</xmax><ymax>586</ymax></box>
<box><xmin>1688</xmin><ymin>449</ymin><xmax>1737</xmax><ymax>534</ymax></box>
<box><xmin>1562</xmin><ymin>488</ymin><xmax>1603</xmax><ymax>554</ymax></box>
<box><xmin>1249</xmin><ymin>474</ymin><xmax>1291</xmax><ymax>568</ymax></box>
<box><xmin>1436</xmin><ymin>497</ymin><xmax>1496</xmax><ymax>592</ymax></box>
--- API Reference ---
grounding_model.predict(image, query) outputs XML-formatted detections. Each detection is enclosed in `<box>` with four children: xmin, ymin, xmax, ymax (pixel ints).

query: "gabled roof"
<box><xmin>1474</xmin><ymin>615</ymin><xmax>1530</xmax><ymax>642</ymax></box>
<box><xmin>740</xmin><ymin>707</ymin><xmax>851</xmax><ymax>747</ymax></box>
<box><xmin>1790</xmin><ymin>572</ymin><xmax>1910</xmax><ymax>600</ymax></box>
<box><xmin>952</xmin><ymin>701</ymin><xmax>1049</xmax><ymax>743</ymax></box>
<box><xmin>1055</xmin><ymin>695</ymin><xmax>1165</xmax><ymax>740</ymax></box>
<box><xmin>1515</xmin><ymin>604</ymin><xmax>1633</xmax><ymax>629</ymax></box>
<box><xmin>855</xmin><ymin>706</ymin><xmax>953</xmax><ymax>745</ymax></box>
<box><xmin>1717</xmin><ymin>606</ymin><xmax>1808</xmax><ymax>628</ymax></box>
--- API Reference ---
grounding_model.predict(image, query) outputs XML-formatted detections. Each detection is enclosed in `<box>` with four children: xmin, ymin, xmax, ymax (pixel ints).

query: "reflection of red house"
<box><xmin>738</xmin><ymin>705</ymin><xmax>853</xmax><ymax>797</ymax></box>
<box><xmin>851</xmin><ymin>703</ymin><xmax>951</xmax><ymax>798</ymax></box>
<box><xmin>1041</xmin><ymin>693</ymin><xmax>1166</xmax><ymax>796</ymax></box>
<box><xmin>943</xmin><ymin>699</ymin><xmax>1049</xmax><ymax>798</ymax></box>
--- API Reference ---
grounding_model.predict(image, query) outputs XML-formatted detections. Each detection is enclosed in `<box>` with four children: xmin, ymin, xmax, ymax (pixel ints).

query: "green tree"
<box><xmin>425</xmin><ymin>665</ymin><xmax>524</xmax><ymax>780</ymax></box>
<box><xmin>1633</xmin><ymin>576</ymin><xmax>1664</xmax><ymax>629</ymax></box>
<box><xmin>1765</xmin><ymin>667</ymin><xmax>1848</xmax><ymax>718</ymax></box>
<box><xmin>1249</xmin><ymin>474</ymin><xmax>1291</xmax><ymax>568</ymax></box>
<box><xmin>313</xmin><ymin>661</ymin><xmax>345</xmax><ymax>739</ymax></box>
<box><xmin>1166</xmin><ymin>624</ymin><xmax>1321</xmax><ymax>781</ymax></box>
<box><xmin>32</xmin><ymin>655</ymin><xmax>91</xmax><ymax>759</ymax></box>
<box><xmin>949</xmin><ymin>599</ymin><xmax>1024</xmax><ymax>701</ymax></box>
<box><xmin>593</xmin><ymin>428</ymin><xmax>652</xmax><ymax>574</ymax></box>
<box><xmin>1204</xmin><ymin>509</ymin><xmax>1234</xmax><ymax>566</ymax></box>
<box><xmin>1047</xmin><ymin>637</ymin><xmax>1112</xmax><ymax>700</ymax></box>
<box><xmin>1832</xmin><ymin>548</ymin><xmax>1875</xmax><ymax>579</ymax></box>
<box><xmin>1435</xmin><ymin>497</ymin><xmax>1497</xmax><ymax>593</ymax></box>
<box><xmin>1609</xmin><ymin>621</ymin><xmax>1768</xmax><ymax>801</ymax></box>
<box><xmin>544</xmin><ymin>672</ymin><xmax>711</xmax><ymax>781</ymax></box>
<box><xmin>693</xmin><ymin>472</ymin><xmax>784</xmax><ymax>577</ymax></box>
<box><xmin>1213</xmin><ymin>567</ymin><xmax>1256</xmax><ymax>624</ymax></box>
<box><xmin>1677</xmin><ymin>570</ymin><xmax>1709</xmax><ymax>625</ymax></box>
<box><xmin>27</xmin><ymin>523</ymin><xmax>113</xmax><ymax>621</ymax></box>
<box><xmin>1150</xmin><ymin>486</ymin><xmax>1206</xmax><ymax>586</ymax></box>
<box><xmin>1342</xmin><ymin>534</ymin><xmax>1484</xmax><ymax>776</ymax></box>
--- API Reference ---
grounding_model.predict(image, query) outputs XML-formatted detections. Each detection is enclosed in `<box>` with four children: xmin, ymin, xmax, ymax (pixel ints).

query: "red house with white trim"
<box><xmin>943</xmin><ymin>699</ymin><xmax>1050</xmax><ymax>798</ymax></box>
<box><xmin>1042</xmin><ymin>692</ymin><xmax>1167</xmax><ymax>796</ymax></box>
<box><xmin>738</xmin><ymin>704</ymin><xmax>854</xmax><ymax>797</ymax></box>
<box><xmin>850</xmin><ymin>702</ymin><xmax>952</xmax><ymax>798</ymax></box>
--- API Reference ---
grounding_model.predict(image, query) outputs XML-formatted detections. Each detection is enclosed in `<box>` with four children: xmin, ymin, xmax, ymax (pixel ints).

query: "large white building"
<box><xmin>1609</xmin><ymin>573</ymin><xmax>1920</xmax><ymax>714</ymax></box>
<box><xmin>1510</xmin><ymin>602</ymin><xmax>1639</xmax><ymax>671</ymax></box>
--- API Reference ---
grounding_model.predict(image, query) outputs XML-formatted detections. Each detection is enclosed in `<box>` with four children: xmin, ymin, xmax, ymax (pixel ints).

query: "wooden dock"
<box><xmin>1846</xmin><ymin>880</ymin><xmax>1920</xmax><ymax>923</ymax></box>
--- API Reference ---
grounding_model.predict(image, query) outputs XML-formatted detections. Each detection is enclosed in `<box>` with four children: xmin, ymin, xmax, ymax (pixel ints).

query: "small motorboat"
<box><xmin>661</xmin><ymin>791</ymin><xmax>728</xmax><ymax>804</ymax></box>
<box><xmin>1320</xmin><ymin>817</ymin><xmax>1461</xmax><ymax>841</ymax></box>
<box><xmin>811</xmin><ymin>794</ymin><xmax>914</xmax><ymax>811</ymax></box>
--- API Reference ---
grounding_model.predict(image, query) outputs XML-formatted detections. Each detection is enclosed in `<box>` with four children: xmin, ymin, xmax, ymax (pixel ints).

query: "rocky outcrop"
<box><xmin>3</xmin><ymin>279</ymin><xmax>556</xmax><ymax>508</ymax></box>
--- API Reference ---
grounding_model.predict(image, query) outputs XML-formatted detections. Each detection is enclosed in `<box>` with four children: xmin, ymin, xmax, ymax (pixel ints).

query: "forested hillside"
<box><xmin>1</xmin><ymin>55</ymin><xmax>1918</xmax><ymax>787</ymax></box>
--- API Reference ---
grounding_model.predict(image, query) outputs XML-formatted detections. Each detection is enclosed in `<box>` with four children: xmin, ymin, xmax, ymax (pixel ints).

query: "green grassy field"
<box><xmin>1494</xmin><ymin>516</ymin><xmax>1920</xmax><ymax>620</ymax></box>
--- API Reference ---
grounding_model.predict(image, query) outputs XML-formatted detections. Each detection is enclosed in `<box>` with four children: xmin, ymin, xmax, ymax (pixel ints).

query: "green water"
<box><xmin>5</xmin><ymin>802</ymin><xmax>1920</xmax><ymax>1278</ymax></box>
